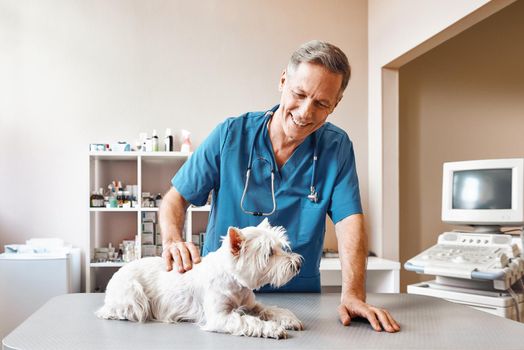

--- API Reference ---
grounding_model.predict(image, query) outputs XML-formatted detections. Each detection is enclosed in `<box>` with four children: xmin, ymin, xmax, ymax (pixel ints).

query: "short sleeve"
<box><xmin>172</xmin><ymin>121</ymin><xmax>229</xmax><ymax>206</ymax></box>
<box><xmin>328</xmin><ymin>135</ymin><xmax>363</xmax><ymax>223</ymax></box>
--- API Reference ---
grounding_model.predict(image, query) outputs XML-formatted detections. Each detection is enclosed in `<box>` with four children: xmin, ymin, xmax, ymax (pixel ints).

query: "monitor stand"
<box><xmin>465</xmin><ymin>225</ymin><xmax>505</xmax><ymax>234</ymax></box>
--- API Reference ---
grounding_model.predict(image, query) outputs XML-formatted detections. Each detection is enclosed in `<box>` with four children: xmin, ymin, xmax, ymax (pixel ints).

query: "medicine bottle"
<box><xmin>152</xmin><ymin>129</ymin><xmax>159</xmax><ymax>152</ymax></box>
<box><xmin>164</xmin><ymin>128</ymin><xmax>173</xmax><ymax>152</ymax></box>
<box><xmin>155</xmin><ymin>193</ymin><xmax>163</xmax><ymax>207</ymax></box>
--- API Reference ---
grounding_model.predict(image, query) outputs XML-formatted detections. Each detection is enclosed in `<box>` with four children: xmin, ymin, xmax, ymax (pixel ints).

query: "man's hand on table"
<box><xmin>338</xmin><ymin>294</ymin><xmax>400</xmax><ymax>333</ymax></box>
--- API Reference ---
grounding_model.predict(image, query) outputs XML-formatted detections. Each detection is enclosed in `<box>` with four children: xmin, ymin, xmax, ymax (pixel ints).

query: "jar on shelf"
<box><xmin>122</xmin><ymin>240</ymin><xmax>136</xmax><ymax>262</ymax></box>
<box><xmin>90</xmin><ymin>189</ymin><xmax>105</xmax><ymax>208</ymax></box>
<box><xmin>155</xmin><ymin>193</ymin><xmax>163</xmax><ymax>207</ymax></box>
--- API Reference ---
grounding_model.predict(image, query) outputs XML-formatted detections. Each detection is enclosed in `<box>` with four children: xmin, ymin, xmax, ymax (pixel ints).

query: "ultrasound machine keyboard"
<box><xmin>405</xmin><ymin>232</ymin><xmax>523</xmax><ymax>284</ymax></box>
<box><xmin>413</xmin><ymin>244</ymin><xmax>508</xmax><ymax>269</ymax></box>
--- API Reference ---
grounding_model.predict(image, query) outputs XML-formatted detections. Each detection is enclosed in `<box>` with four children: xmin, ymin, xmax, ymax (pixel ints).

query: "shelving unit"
<box><xmin>87</xmin><ymin>151</ymin><xmax>209</xmax><ymax>292</ymax></box>
<box><xmin>87</xmin><ymin>151</ymin><xmax>400</xmax><ymax>293</ymax></box>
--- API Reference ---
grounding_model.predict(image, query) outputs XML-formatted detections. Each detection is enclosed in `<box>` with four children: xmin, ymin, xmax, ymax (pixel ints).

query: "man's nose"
<box><xmin>296</xmin><ymin>100</ymin><xmax>314</xmax><ymax>120</ymax></box>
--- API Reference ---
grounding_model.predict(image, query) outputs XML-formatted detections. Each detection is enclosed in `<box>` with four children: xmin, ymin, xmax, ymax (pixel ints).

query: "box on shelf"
<box><xmin>142</xmin><ymin>212</ymin><xmax>156</xmax><ymax>223</ymax></box>
<box><xmin>192</xmin><ymin>234</ymin><xmax>200</xmax><ymax>246</ymax></box>
<box><xmin>141</xmin><ymin>245</ymin><xmax>156</xmax><ymax>257</ymax></box>
<box><xmin>195</xmin><ymin>232</ymin><xmax>205</xmax><ymax>255</ymax></box>
<box><xmin>141</xmin><ymin>233</ymin><xmax>154</xmax><ymax>245</ymax></box>
<box><xmin>142</xmin><ymin>222</ymin><xmax>155</xmax><ymax>233</ymax></box>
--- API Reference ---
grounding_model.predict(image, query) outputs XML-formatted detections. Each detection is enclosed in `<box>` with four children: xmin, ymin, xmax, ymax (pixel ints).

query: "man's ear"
<box><xmin>228</xmin><ymin>227</ymin><xmax>244</xmax><ymax>256</ymax></box>
<box><xmin>278</xmin><ymin>69</ymin><xmax>286</xmax><ymax>92</ymax></box>
<box><xmin>330</xmin><ymin>94</ymin><xmax>342</xmax><ymax>115</ymax></box>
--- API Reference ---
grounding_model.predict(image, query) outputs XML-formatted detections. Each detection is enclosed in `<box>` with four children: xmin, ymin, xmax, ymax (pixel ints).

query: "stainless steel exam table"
<box><xmin>3</xmin><ymin>293</ymin><xmax>524</xmax><ymax>350</ymax></box>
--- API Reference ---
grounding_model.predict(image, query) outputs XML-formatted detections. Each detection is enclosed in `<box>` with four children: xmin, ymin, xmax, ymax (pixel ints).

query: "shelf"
<box><xmin>89</xmin><ymin>207</ymin><xmax>139</xmax><ymax>212</ymax></box>
<box><xmin>188</xmin><ymin>205</ymin><xmax>211</xmax><ymax>212</ymax></box>
<box><xmin>89</xmin><ymin>151</ymin><xmax>190</xmax><ymax>160</ymax></box>
<box><xmin>89</xmin><ymin>151</ymin><xmax>139</xmax><ymax>160</ymax></box>
<box><xmin>319</xmin><ymin>257</ymin><xmax>400</xmax><ymax>271</ymax></box>
<box><xmin>141</xmin><ymin>207</ymin><xmax>159</xmax><ymax>212</ymax></box>
<box><xmin>90</xmin><ymin>262</ymin><xmax>126</xmax><ymax>268</ymax></box>
<box><xmin>89</xmin><ymin>207</ymin><xmax>164</xmax><ymax>212</ymax></box>
<box><xmin>141</xmin><ymin>151</ymin><xmax>191</xmax><ymax>158</ymax></box>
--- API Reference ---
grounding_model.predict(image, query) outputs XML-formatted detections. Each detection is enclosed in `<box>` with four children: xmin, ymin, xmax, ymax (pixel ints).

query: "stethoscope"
<box><xmin>240</xmin><ymin>105</ymin><xmax>321</xmax><ymax>217</ymax></box>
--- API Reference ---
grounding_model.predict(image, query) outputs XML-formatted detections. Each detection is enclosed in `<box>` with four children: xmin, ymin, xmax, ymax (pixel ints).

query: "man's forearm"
<box><xmin>335</xmin><ymin>214</ymin><xmax>401</xmax><ymax>332</ymax></box>
<box><xmin>335</xmin><ymin>214</ymin><xmax>368</xmax><ymax>301</ymax></box>
<box><xmin>159</xmin><ymin>187</ymin><xmax>190</xmax><ymax>245</ymax></box>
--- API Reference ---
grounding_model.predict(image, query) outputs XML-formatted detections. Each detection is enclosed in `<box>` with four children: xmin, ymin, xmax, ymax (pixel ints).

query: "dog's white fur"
<box><xmin>96</xmin><ymin>219</ymin><xmax>304</xmax><ymax>339</ymax></box>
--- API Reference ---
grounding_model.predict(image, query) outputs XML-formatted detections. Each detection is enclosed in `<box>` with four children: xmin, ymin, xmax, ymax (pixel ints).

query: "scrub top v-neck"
<box><xmin>172</xmin><ymin>107</ymin><xmax>362</xmax><ymax>292</ymax></box>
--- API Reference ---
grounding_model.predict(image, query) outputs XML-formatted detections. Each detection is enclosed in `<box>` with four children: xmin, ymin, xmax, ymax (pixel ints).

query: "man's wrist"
<box><xmin>162</xmin><ymin>237</ymin><xmax>184</xmax><ymax>248</ymax></box>
<box><xmin>341</xmin><ymin>289</ymin><xmax>366</xmax><ymax>303</ymax></box>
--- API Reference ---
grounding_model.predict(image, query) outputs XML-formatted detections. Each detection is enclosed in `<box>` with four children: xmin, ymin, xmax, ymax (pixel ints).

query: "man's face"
<box><xmin>277</xmin><ymin>62</ymin><xmax>342</xmax><ymax>143</ymax></box>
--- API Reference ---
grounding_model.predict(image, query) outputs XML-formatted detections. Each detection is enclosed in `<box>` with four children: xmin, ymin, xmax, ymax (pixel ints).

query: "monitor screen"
<box><xmin>442</xmin><ymin>158</ymin><xmax>524</xmax><ymax>227</ymax></box>
<box><xmin>452</xmin><ymin>169</ymin><xmax>512</xmax><ymax>210</ymax></box>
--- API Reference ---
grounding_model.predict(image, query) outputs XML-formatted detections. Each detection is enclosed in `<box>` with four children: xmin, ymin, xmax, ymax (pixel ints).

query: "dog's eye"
<box><xmin>268</xmin><ymin>248</ymin><xmax>274</xmax><ymax>257</ymax></box>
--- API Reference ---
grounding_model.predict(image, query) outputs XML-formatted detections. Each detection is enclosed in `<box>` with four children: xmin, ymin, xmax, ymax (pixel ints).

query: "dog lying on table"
<box><xmin>96</xmin><ymin>219</ymin><xmax>303</xmax><ymax>339</ymax></box>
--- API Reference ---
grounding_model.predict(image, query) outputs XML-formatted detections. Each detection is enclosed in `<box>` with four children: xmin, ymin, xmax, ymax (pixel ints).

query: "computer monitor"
<box><xmin>441</xmin><ymin>158</ymin><xmax>524</xmax><ymax>232</ymax></box>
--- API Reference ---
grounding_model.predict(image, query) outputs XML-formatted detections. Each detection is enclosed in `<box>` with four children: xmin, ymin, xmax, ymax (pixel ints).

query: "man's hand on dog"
<box><xmin>338</xmin><ymin>294</ymin><xmax>400</xmax><ymax>333</ymax></box>
<box><xmin>163</xmin><ymin>241</ymin><xmax>201</xmax><ymax>273</ymax></box>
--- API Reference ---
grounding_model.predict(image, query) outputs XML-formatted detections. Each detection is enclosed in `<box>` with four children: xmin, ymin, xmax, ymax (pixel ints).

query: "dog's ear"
<box><xmin>228</xmin><ymin>227</ymin><xmax>244</xmax><ymax>256</ymax></box>
<box><xmin>257</xmin><ymin>218</ymin><xmax>271</xmax><ymax>229</ymax></box>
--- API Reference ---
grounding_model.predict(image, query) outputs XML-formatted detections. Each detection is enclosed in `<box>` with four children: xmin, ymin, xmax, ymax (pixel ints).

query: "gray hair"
<box><xmin>287</xmin><ymin>40</ymin><xmax>351</xmax><ymax>97</ymax></box>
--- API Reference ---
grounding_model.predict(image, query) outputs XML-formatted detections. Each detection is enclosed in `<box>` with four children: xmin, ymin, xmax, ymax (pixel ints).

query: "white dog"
<box><xmin>96</xmin><ymin>219</ymin><xmax>304</xmax><ymax>339</ymax></box>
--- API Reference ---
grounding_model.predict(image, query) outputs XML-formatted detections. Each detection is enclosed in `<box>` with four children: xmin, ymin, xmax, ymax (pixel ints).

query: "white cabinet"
<box><xmin>320</xmin><ymin>257</ymin><xmax>400</xmax><ymax>293</ymax></box>
<box><xmin>87</xmin><ymin>151</ymin><xmax>198</xmax><ymax>292</ymax></box>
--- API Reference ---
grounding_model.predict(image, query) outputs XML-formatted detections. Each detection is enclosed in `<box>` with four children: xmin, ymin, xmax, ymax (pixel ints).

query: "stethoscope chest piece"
<box><xmin>308</xmin><ymin>186</ymin><xmax>319</xmax><ymax>203</ymax></box>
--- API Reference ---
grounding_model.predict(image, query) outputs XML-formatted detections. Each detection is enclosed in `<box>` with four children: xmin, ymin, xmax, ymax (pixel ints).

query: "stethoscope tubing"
<box><xmin>240</xmin><ymin>105</ymin><xmax>320</xmax><ymax>216</ymax></box>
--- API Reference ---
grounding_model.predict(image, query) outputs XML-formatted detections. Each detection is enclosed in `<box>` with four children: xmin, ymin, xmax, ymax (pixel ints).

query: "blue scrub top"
<box><xmin>172</xmin><ymin>107</ymin><xmax>362</xmax><ymax>292</ymax></box>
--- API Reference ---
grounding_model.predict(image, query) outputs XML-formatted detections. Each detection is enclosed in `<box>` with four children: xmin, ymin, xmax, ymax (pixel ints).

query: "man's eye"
<box><xmin>316</xmin><ymin>101</ymin><xmax>330</xmax><ymax>109</ymax></box>
<box><xmin>292</xmin><ymin>91</ymin><xmax>305</xmax><ymax>98</ymax></box>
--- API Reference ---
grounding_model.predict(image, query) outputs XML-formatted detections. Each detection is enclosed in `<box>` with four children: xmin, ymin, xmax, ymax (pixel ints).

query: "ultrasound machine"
<box><xmin>405</xmin><ymin>158</ymin><xmax>524</xmax><ymax>322</ymax></box>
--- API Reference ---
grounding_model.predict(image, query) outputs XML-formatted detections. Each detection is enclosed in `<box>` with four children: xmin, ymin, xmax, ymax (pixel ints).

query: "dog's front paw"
<box><xmin>263</xmin><ymin>321</ymin><xmax>288</xmax><ymax>339</ymax></box>
<box><xmin>268</xmin><ymin>308</ymin><xmax>304</xmax><ymax>331</ymax></box>
<box><xmin>278</xmin><ymin>315</ymin><xmax>304</xmax><ymax>331</ymax></box>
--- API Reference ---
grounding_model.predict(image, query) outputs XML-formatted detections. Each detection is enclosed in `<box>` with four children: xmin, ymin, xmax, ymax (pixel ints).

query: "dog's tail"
<box><xmin>95</xmin><ymin>280</ymin><xmax>151</xmax><ymax>322</ymax></box>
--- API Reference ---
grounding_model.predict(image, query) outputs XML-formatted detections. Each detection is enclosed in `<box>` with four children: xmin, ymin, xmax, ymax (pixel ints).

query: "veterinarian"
<box><xmin>160</xmin><ymin>40</ymin><xmax>400</xmax><ymax>333</ymax></box>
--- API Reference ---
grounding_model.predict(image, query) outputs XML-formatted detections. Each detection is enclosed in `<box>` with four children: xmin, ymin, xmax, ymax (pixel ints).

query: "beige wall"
<box><xmin>399</xmin><ymin>0</ymin><xmax>524</xmax><ymax>290</ymax></box>
<box><xmin>367</xmin><ymin>0</ymin><xmax>495</xmax><ymax>260</ymax></box>
<box><xmin>4</xmin><ymin>0</ymin><xmax>519</xmax><ymax>290</ymax></box>
<box><xmin>0</xmin><ymin>0</ymin><xmax>367</xmax><ymax>281</ymax></box>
